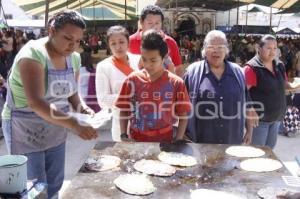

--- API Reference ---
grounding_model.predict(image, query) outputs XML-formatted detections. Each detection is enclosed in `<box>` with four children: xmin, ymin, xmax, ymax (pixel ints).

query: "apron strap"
<box><xmin>66</xmin><ymin>56</ymin><xmax>72</xmax><ymax>69</ymax></box>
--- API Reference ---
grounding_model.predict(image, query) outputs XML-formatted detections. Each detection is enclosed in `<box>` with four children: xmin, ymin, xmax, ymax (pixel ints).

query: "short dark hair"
<box><xmin>140</xmin><ymin>5</ymin><xmax>164</xmax><ymax>22</ymax></box>
<box><xmin>49</xmin><ymin>10</ymin><xmax>86</xmax><ymax>30</ymax></box>
<box><xmin>106</xmin><ymin>25</ymin><xmax>129</xmax><ymax>43</ymax></box>
<box><xmin>141</xmin><ymin>30</ymin><xmax>168</xmax><ymax>58</ymax></box>
<box><xmin>259</xmin><ymin>34</ymin><xmax>276</xmax><ymax>47</ymax></box>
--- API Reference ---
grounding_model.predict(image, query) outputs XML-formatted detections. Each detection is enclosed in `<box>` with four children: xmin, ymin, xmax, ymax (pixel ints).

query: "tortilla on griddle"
<box><xmin>225</xmin><ymin>146</ymin><xmax>265</xmax><ymax>158</ymax></box>
<box><xmin>84</xmin><ymin>155</ymin><xmax>121</xmax><ymax>172</ymax></box>
<box><xmin>240</xmin><ymin>158</ymin><xmax>282</xmax><ymax>172</ymax></box>
<box><xmin>134</xmin><ymin>159</ymin><xmax>176</xmax><ymax>176</ymax></box>
<box><xmin>190</xmin><ymin>189</ymin><xmax>244</xmax><ymax>199</ymax></box>
<box><xmin>114</xmin><ymin>173</ymin><xmax>156</xmax><ymax>195</ymax></box>
<box><xmin>158</xmin><ymin>151</ymin><xmax>197</xmax><ymax>167</ymax></box>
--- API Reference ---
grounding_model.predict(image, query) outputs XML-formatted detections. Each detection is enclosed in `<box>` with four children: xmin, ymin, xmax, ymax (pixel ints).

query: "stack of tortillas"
<box><xmin>225</xmin><ymin>146</ymin><xmax>265</xmax><ymax>158</ymax></box>
<box><xmin>158</xmin><ymin>151</ymin><xmax>197</xmax><ymax>167</ymax></box>
<box><xmin>190</xmin><ymin>189</ymin><xmax>244</xmax><ymax>199</ymax></box>
<box><xmin>240</xmin><ymin>158</ymin><xmax>283</xmax><ymax>172</ymax></box>
<box><xmin>84</xmin><ymin>155</ymin><xmax>121</xmax><ymax>172</ymax></box>
<box><xmin>134</xmin><ymin>159</ymin><xmax>176</xmax><ymax>176</ymax></box>
<box><xmin>114</xmin><ymin>173</ymin><xmax>156</xmax><ymax>195</ymax></box>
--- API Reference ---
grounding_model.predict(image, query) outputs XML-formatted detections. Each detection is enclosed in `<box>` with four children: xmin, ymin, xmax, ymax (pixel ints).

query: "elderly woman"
<box><xmin>244</xmin><ymin>35</ymin><xmax>300</xmax><ymax>149</ymax></box>
<box><xmin>184</xmin><ymin>30</ymin><xmax>252</xmax><ymax>144</ymax></box>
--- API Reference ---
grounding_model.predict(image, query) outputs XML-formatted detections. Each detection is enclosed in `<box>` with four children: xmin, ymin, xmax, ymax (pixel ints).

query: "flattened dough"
<box><xmin>257</xmin><ymin>187</ymin><xmax>296</xmax><ymax>199</ymax></box>
<box><xmin>84</xmin><ymin>155</ymin><xmax>121</xmax><ymax>171</ymax></box>
<box><xmin>225</xmin><ymin>146</ymin><xmax>265</xmax><ymax>158</ymax></box>
<box><xmin>240</xmin><ymin>158</ymin><xmax>282</xmax><ymax>172</ymax></box>
<box><xmin>158</xmin><ymin>151</ymin><xmax>197</xmax><ymax>167</ymax></box>
<box><xmin>134</xmin><ymin>159</ymin><xmax>176</xmax><ymax>176</ymax></box>
<box><xmin>114</xmin><ymin>174</ymin><xmax>156</xmax><ymax>195</ymax></box>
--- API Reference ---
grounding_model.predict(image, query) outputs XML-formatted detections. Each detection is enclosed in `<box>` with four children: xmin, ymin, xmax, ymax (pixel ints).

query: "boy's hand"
<box><xmin>121</xmin><ymin>137</ymin><xmax>135</xmax><ymax>142</ymax></box>
<box><xmin>120</xmin><ymin>133</ymin><xmax>135</xmax><ymax>142</ymax></box>
<box><xmin>173</xmin><ymin>139</ymin><xmax>192</xmax><ymax>144</ymax></box>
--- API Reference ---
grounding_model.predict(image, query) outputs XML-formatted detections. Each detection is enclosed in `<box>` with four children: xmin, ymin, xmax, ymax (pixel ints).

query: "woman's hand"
<box><xmin>72</xmin><ymin>120</ymin><xmax>98</xmax><ymax>140</ymax></box>
<box><xmin>81</xmin><ymin>106</ymin><xmax>95</xmax><ymax>116</ymax></box>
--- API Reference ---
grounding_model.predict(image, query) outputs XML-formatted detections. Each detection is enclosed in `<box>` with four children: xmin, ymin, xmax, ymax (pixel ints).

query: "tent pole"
<box><xmin>236</xmin><ymin>0</ymin><xmax>239</xmax><ymax>25</ymax></box>
<box><xmin>176</xmin><ymin>0</ymin><xmax>178</xmax><ymax>29</ymax></box>
<box><xmin>45</xmin><ymin>0</ymin><xmax>50</xmax><ymax>28</ymax></box>
<box><xmin>245</xmin><ymin>4</ymin><xmax>248</xmax><ymax>35</ymax></box>
<box><xmin>0</xmin><ymin>0</ymin><xmax>2</xmax><ymax>22</ymax></box>
<box><xmin>214</xmin><ymin>11</ymin><xmax>217</xmax><ymax>29</ymax></box>
<box><xmin>269</xmin><ymin>7</ymin><xmax>272</xmax><ymax>34</ymax></box>
<box><xmin>93</xmin><ymin>0</ymin><xmax>96</xmax><ymax>32</ymax></box>
<box><xmin>0</xmin><ymin>0</ymin><xmax>7</xmax><ymax>26</ymax></box>
<box><xmin>228</xmin><ymin>9</ymin><xmax>230</xmax><ymax>26</ymax></box>
<box><xmin>125</xmin><ymin>0</ymin><xmax>127</xmax><ymax>27</ymax></box>
<box><xmin>236</xmin><ymin>0</ymin><xmax>239</xmax><ymax>35</ymax></box>
<box><xmin>277</xmin><ymin>14</ymin><xmax>283</xmax><ymax>28</ymax></box>
<box><xmin>0</xmin><ymin>0</ymin><xmax>2</xmax><ymax>19</ymax></box>
<box><xmin>79</xmin><ymin>0</ymin><xmax>82</xmax><ymax>14</ymax></box>
<box><xmin>228</xmin><ymin>9</ymin><xmax>230</xmax><ymax>33</ymax></box>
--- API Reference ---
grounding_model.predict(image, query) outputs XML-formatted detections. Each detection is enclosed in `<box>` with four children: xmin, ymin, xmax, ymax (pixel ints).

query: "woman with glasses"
<box><xmin>184</xmin><ymin>30</ymin><xmax>253</xmax><ymax>144</ymax></box>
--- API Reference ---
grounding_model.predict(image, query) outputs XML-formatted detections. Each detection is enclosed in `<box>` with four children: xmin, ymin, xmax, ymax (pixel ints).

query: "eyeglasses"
<box><xmin>206</xmin><ymin>45</ymin><xmax>227</xmax><ymax>51</ymax></box>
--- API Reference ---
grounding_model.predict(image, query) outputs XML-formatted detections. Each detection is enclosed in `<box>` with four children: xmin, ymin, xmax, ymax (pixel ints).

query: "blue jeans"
<box><xmin>25</xmin><ymin>143</ymin><xmax>65</xmax><ymax>198</ymax></box>
<box><xmin>251</xmin><ymin>121</ymin><xmax>281</xmax><ymax>149</ymax></box>
<box><xmin>2</xmin><ymin>119</ymin><xmax>65</xmax><ymax>198</ymax></box>
<box><xmin>278</xmin><ymin>121</ymin><xmax>285</xmax><ymax>135</ymax></box>
<box><xmin>2</xmin><ymin>119</ymin><xmax>12</xmax><ymax>154</ymax></box>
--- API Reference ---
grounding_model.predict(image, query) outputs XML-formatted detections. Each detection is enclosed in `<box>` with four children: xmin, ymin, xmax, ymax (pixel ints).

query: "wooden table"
<box><xmin>61</xmin><ymin>142</ymin><xmax>300</xmax><ymax>199</ymax></box>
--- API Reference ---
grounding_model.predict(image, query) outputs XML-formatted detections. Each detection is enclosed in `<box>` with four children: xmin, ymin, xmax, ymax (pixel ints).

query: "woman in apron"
<box><xmin>1</xmin><ymin>10</ymin><xmax>97</xmax><ymax>198</ymax></box>
<box><xmin>95</xmin><ymin>26</ymin><xmax>140</xmax><ymax>141</ymax></box>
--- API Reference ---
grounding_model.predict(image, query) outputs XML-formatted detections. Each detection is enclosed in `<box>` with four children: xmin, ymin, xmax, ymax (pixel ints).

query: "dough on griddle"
<box><xmin>134</xmin><ymin>159</ymin><xmax>176</xmax><ymax>176</ymax></box>
<box><xmin>84</xmin><ymin>155</ymin><xmax>121</xmax><ymax>172</ymax></box>
<box><xmin>240</xmin><ymin>158</ymin><xmax>282</xmax><ymax>172</ymax></box>
<box><xmin>158</xmin><ymin>151</ymin><xmax>197</xmax><ymax>167</ymax></box>
<box><xmin>190</xmin><ymin>189</ymin><xmax>244</xmax><ymax>199</ymax></box>
<box><xmin>225</xmin><ymin>146</ymin><xmax>265</xmax><ymax>158</ymax></box>
<box><xmin>257</xmin><ymin>187</ymin><xmax>296</xmax><ymax>199</ymax></box>
<box><xmin>114</xmin><ymin>173</ymin><xmax>156</xmax><ymax>195</ymax></box>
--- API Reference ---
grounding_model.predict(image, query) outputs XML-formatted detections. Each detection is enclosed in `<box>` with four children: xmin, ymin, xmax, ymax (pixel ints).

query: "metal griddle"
<box><xmin>61</xmin><ymin>142</ymin><xmax>300</xmax><ymax>199</ymax></box>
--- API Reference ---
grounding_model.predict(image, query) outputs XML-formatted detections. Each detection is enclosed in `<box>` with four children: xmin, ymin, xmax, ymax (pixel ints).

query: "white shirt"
<box><xmin>95</xmin><ymin>53</ymin><xmax>140</xmax><ymax>108</ymax></box>
<box><xmin>78</xmin><ymin>67</ymin><xmax>90</xmax><ymax>100</ymax></box>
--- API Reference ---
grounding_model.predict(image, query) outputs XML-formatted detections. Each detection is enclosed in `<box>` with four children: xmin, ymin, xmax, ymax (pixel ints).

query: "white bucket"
<box><xmin>0</xmin><ymin>155</ymin><xmax>28</xmax><ymax>194</ymax></box>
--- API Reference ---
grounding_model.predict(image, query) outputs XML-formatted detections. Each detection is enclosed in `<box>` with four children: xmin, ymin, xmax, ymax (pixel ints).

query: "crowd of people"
<box><xmin>0</xmin><ymin>5</ymin><xmax>300</xmax><ymax>199</ymax></box>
